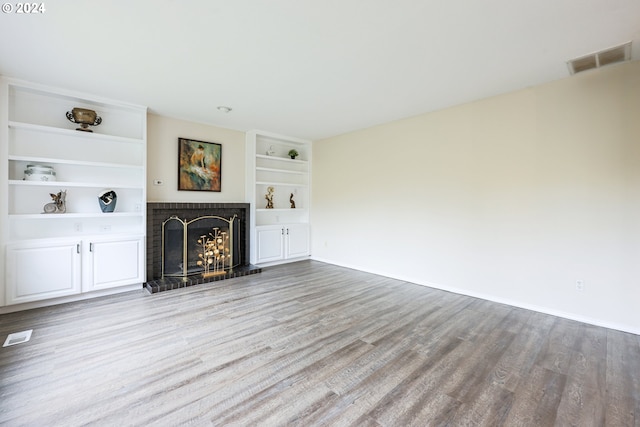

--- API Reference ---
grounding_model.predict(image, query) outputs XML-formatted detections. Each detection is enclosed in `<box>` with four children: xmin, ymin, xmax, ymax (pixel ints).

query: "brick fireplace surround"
<box><xmin>144</xmin><ymin>202</ymin><xmax>261</xmax><ymax>293</ymax></box>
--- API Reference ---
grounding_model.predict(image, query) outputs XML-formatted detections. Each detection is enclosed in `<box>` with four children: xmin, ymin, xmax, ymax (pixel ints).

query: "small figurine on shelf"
<box><xmin>290</xmin><ymin>193</ymin><xmax>296</xmax><ymax>209</ymax></box>
<box><xmin>265</xmin><ymin>186</ymin><xmax>275</xmax><ymax>209</ymax></box>
<box><xmin>43</xmin><ymin>190</ymin><xmax>67</xmax><ymax>214</ymax></box>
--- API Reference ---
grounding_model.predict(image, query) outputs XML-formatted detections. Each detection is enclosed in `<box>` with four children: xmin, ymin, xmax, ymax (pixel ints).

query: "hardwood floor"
<box><xmin>1</xmin><ymin>260</ymin><xmax>638</xmax><ymax>426</ymax></box>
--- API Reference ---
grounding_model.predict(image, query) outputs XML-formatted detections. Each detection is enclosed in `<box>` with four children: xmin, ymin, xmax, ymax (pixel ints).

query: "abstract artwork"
<box><xmin>178</xmin><ymin>138</ymin><xmax>221</xmax><ymax>191</ymax></box>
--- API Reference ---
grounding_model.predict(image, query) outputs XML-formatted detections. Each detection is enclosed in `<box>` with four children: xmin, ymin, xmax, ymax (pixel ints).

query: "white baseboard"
<box><xmin>0</xmin><ymin>284</ymin><xmax>143</xmax><ymax>315</ymax></box>
<box><xmin>311</xmin><ymin>256</ymin><xmax>640</xmax><ymax>336</ymax></box>
<box><xmin>255</xmin><ymin>255</ymin><xmax>311</xmax><ymax>268</ymax></box>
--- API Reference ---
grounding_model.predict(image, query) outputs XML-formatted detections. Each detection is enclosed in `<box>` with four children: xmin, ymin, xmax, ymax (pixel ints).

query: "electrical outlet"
<box><xmin>153</xmin><ymin>179</ymin><xmax>163</xmax><ymax>186</ymax></box>
<box><xmin>74</xmin><ymin>222</ymin><xmax>82</xmax><ymax>232</ymax></box>
<box><xmin>576</xmin><ymin>280</ymin><xmax>584</xmax><ymax>292</ymax></box>
<box><xmin>101</xmin><ymin>224</ymin><xmax>112</xmax><ymax>232</ymax></box>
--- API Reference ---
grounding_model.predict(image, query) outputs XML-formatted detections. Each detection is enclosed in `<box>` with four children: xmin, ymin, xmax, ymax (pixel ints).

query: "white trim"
<box><xmin>311</xmin><ymin>256</ymin><xmax>640</xmax><ymax>336</ymax></box>
<box><xmin>0</xmin><ymin>284</ymin><xmax>142</xmax><ymax>315</ymax></box>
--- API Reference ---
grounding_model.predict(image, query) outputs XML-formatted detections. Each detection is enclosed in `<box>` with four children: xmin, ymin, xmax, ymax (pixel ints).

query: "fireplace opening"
<box><xmin>162</xmin><ymin>215</ymin><xmax>241</xmax><ymax>278</ymax></box>
<box><xmin>145</xmin><ymin>202</ymin><xmax>261</xmax><ymax>293</ymax></box>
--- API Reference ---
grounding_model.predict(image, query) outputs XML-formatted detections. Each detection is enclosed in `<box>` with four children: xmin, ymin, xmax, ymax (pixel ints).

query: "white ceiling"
<box><xmin>1</xmin><ymin>1</ymin><xmax>639</xmax><ymax>141</ymax></box>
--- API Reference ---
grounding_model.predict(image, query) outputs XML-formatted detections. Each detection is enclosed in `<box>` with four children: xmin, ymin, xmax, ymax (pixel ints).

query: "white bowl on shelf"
<box><xmin>24</xmin><ymin>164</ymin><xmax>57</xmax><ymax>181</ymax></box>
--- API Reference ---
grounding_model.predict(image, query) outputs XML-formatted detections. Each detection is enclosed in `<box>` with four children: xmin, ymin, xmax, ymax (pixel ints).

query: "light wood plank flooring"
<box><xmin>1</xmin><ymin>260</ymin><xmax>638</xmax><ymax>426</ymax></box>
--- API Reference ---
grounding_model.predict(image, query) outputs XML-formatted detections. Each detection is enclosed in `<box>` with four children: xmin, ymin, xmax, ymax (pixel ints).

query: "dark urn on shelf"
<box><xmin>66</xmin><ymin>107</ymin><xmax>102</xmax><ymax>132</ymax></box>
<box><xmin>98</xmin><ymin>189</ymin><xmax>117</xmax><ymax>213</ymax></box>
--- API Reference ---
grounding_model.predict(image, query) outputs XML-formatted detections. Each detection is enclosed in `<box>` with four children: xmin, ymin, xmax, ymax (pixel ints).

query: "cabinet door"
<box><xmin>256</xmin><ymin>226</ymin><xmax>284</xmax><ymax>263</ymax></box>
<box><xmin>286</xmin><ymin>224</ymin><xmax>310</xmax><ymax>259</ymax></box>
<box><xmin>84</xmin><ymin>236</ymin><xmax>144</xmax><ymax>292</ymax></box>
<box><xmin>6</xmin><ymin>240</ymin><xmax>81</xmax><ymax>305</ymax></box>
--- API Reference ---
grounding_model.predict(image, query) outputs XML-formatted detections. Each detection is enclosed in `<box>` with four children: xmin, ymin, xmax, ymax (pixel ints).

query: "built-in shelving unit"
<box><xmin>246</xmin><ymin>130</ymin><xmax>311</xmax><ymax>265</ymax></box>
<box><xmin>0</xmin><ymin>77</ymin><xmax>147</xmax><ymax>309</ymax></box>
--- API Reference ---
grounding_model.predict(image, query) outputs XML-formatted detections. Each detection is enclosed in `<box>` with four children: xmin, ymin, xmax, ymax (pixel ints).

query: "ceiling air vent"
<box><xmin>567</xmin><ymin>42</ymin><xmax>631</xmax><ymax>75</ymax></box>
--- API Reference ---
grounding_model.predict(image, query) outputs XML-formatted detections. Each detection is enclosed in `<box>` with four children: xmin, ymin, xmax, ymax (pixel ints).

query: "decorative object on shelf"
<box><xmin>98</xmin><ymin>189</ymin><xmax>117</xmax><ymax>213</ymax></box>
<box><xmin>178</xmin><ymin>137</ymin><xmax>222</xmax><ymax>192</ymax></box>
<box><xmin>288</xmin><ymin>149</ymin><xmax>299</xmax><ymax>159</ymax></box>
<box><xmin>24</xmin><ymin>164</ymin><xmax>56</xmax><ymax>181</ymax></box>
<box><xmin>65</xmin><ymin>108</ymin><xmax>102</xmax><ymax>132</ymax></box>
<box><xmin>43</xmin><ymin>190</ymin><xmax>66</xmax><ymax>214</ymax></box>
<box><xmin>290</xmin><ymin>193</ymin><xmax>296</xmax><ymax>209</ymax></box>
<box><xmin>265</xmin><ymin>186</ymin><xmax>275</xmax><ymax>209</ymax></box>
<box><xmin>266</xmin><ymin>145</ymin><xmax>276</xmax><ymax>156</ymax></box>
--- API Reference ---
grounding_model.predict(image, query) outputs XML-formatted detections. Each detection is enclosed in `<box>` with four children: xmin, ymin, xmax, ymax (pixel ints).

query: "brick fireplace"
<box><xmin>144</xmin><ymin>202</ymin><xmax>261</xmax><ymax>293</ymax></box>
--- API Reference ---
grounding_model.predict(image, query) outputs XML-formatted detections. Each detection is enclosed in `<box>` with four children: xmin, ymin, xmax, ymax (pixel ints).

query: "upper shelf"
<box><xmin>256</xmin><ymin>154</ymin><xmax>308</xmax><ymax>164</ymax></box>
<box><xmin>8</xmin><ymin>80</ymin><xmax>147</xmax><ymax>140</ymax></box>
<box><xmin>9</xmin><ymin>180</ymin><xmax>143</xmax><ymax>190</ymax></box>
<box><xmin>8</xmin><ymin>121</ymin><xmax>144</xmax><ymax>145</ymax></box>
<box><xmin>8</xmin><ymin>154</ymin><xmax>141</xmax><ymax>169</ymax></box>
<box><xmin>255</xmin><ymin>181</ymin><xmax>308</xmax><ymax>188</ymax></box>
<box><xmin>256</xmin><ymin>166</ymin><xmax>306</xmax><ymax>175</ymax></box>
<box><xmin>8</xmin><ymin>212</ymin><xmax>143</xmax><ymax>220</ymax></box>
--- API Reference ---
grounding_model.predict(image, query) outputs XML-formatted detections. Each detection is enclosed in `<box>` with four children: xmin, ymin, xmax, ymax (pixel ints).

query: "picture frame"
<box><xmin>178</xmin><ymin>138</ymin><xmax>222</xmax><ymax>191</ymax></box>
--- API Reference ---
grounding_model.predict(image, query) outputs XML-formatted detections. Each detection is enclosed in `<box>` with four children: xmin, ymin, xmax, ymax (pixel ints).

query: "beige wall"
<box><xmin>146</xmin><ymin>114</ymin><xmax>246</xmax><ymax>202</ymax></box>
<box><xmin>311</xmin><ymin>61</ymin><xmax>640</xmax><ymax>333</ymax></box>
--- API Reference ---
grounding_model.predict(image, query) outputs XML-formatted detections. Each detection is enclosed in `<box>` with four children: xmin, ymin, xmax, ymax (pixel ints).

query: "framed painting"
<box><xmin>178</xmin><ymin>138</ymin><xmax>222</xmax><ymax>191</ymax></box>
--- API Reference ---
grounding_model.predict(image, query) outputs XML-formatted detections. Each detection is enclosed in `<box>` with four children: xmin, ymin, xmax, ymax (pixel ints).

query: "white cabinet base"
<box><xmin>256</xmin><ymin>226</ymin><xmax>285</xmax><ymax>264</ymax></box>
<box><xmin>255</xmin><ymin>224</ymin><xmax>309</xmax><ymax>265</ymax></box>
<box><xmin>285</xmin><ymin>223</ymin><xmax>310</xmax><ymax>259</ymax></box>
<box><xmin>84</xmin><ymin>236</ymin><xmax>144</xmax><ymax>292</ymax></box>
<box><xmin>6</xmin><ymin>240</ymin><xmax>81</xmax><ymax>305</ymax></box>
<box><xmin>6</xmin><ymin>235</ymin><xmax>144</xmax><ymax>306</ymax></box>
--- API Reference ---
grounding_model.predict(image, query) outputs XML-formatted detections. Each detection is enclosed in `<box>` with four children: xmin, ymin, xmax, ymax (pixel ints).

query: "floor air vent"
<box><xmin>567</xmin><ymin>42</ymin><xmax>631</xmax><ymax>75</ymax></box>
<box><xmin>3</xmin><ymin>330</ymin><xmax>33</xmax><ymax>347</ymax></box>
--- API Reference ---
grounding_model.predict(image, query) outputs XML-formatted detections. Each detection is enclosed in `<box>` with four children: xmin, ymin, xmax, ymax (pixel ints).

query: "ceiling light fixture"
<box><xmin>217</xmin><ymin>106</ymin><xmax>232</xmax><ymax>113</ymax></box>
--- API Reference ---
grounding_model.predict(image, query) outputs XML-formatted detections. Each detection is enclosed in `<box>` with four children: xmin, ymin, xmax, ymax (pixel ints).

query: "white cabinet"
<box><xmin>285</xmin><ymin>223</ymin><xmax>310</xmax><ymax>259</ymax></box>
<box><xmin>83</xmin><ymin>236</ymin><xmax>144</xmax><ymax>292</ymax></box>
<box><xmin>246</xmin><ymin>130</ymin><xmax>311</xmax><ymax>265</ymax></box>
<box><xmin>255</xmin><ymin>224</ymin><xmax>310</xmax><ymax>264</ymax></box>
<box><xmin>5</xmin><ymin>235</ymin><xmax>144</xmax><ymax>305</ymax></box>
<box><xmin>1</xmin><ymin>77</ymin><xmax>147</xmax><ymax>309</ymax></box>
<box><xmin>6</xmin><ymin>239</ymin><xmax>82</xmax><ymax>305</ymax></box>
<box><xmin>256</xmin><ymin>226</ymin><xmax>285</xmax><ymax>263</ymax></box>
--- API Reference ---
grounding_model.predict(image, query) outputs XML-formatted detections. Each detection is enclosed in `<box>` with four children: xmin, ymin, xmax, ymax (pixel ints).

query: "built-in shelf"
<box><xmin>256</xmin><ymin>154</ymin><xmax>308</xmax><ymax>164</ymax></box>
<box><xmin>1</xmin><ymin>77</ymin><xmax>147</xmax><ymax>308</ymax></box>
<box><xmin>255</xmin><ymin>181</ymin><xmax>307</xmax><ymax>187</ymax></box>
<box><xmin>9</xmin><ymin>121</ymin><xmax>144</xmax><ymax>145</ymax></box>
<box><xmin>256</xmin><ymin>167</ymin><xmax>306</xmax><ymax>175</ymax></box>
<box><xmin>256</xmin><ymin>208</ymin><xmax>308</xmax><ymax>212</ymax></box>
<box><xmin>8</xmin><ymin>155</ymin><xmax>140</xmax><ymax>169</ymax></box>
<box><xmin>246</xmin><ymin>130</ymin><xmax>311</xmax><ymax>265</ymax></box>
<box><xmin>9</xmin><ymin>180</ymin><xmax>143</xmax><ymax>189</ymax></box>
<box><xmin>9</xmin><ymin>212</ymin><xmax>142</xmax><ymax>220</ymax></box>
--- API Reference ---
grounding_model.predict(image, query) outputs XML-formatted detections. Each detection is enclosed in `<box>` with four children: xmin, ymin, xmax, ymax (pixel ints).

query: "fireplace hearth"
<box><xmin>145</xmin><ymin>202</ymin><xmax>261</xmax><ymax>293</ymax></box>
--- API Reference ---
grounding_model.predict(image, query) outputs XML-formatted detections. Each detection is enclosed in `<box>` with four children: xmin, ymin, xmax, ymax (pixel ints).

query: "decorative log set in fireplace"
<box><xmin>145</xmin><ymin>203</ymin><xmax>261</xmax><ymax>293</ymax></box>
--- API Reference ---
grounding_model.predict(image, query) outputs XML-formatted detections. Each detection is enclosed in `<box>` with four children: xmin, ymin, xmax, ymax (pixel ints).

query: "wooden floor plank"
<box><xmin>0</xmin><ymin>260</ymin><xmax>637</xmax><ymax>426</ymax></box>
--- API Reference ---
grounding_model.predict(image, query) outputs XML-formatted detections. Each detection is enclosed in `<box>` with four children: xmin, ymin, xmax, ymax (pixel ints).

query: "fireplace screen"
<box><xmin>162</xmin><ymin>215</ymin><xmax>240</xmax><ymax>278</ymax></box>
